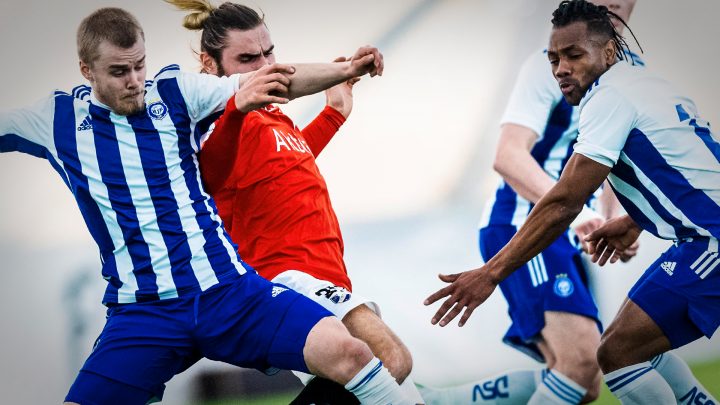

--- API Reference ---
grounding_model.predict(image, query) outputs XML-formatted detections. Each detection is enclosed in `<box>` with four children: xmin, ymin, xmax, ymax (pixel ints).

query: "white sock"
<box><xmin>345</xmin><ymin>357</ymin><xmax>411</xmax><ymax>405</ymax></box>
<box><xmin>651</xmin><ymin>352</ymin><xmax>718</xmax><ymax>404</ymax></box>
<box><xmin>399</xmin><ymin>376</ymin><xmax>425</xmax><ymax>404</ymax></box>
<box><xmin>528</xmin><ymin>369</ymin><xmax>587</xmax><ymax>405</ymax></box>
<box><xmin>291</xmin><ymin>370</ymin><xmax>315</xmax><ymax>385</ymax></box>
<box><xmin>417</xmin><ymin>369</ymin><xmax>543</xmax><ymax>404</ymax></box>
<box><xmin>605</xmin><ymin>362</ymin><xmax>674</xmax><ymax>404</ymax></box>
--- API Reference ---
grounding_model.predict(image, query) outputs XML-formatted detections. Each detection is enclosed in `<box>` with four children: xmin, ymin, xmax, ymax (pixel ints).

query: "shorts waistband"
<box><xmin>674</xmin><ymin>236</ymin><xmax>718</xmax><ymax>252</ymax></box>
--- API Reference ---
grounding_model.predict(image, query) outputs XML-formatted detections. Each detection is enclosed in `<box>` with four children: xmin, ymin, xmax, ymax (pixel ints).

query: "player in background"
<box><xmin>0</xmin><ymin>7</ymin><xmax>414</xmax><ymax>405</ymax></box>
<box><xmin>421</xmin><ymin>1</ymin><xmax>639</xmax><ymax>404</ymax></box>
<box><xmin>426</xmin><ymin>1</ymin><xmax>719</xmax><ymax>404</ymax></box>
<box><xmin>166</xmin><ymin>1</ymin><xmax>424</xmax><ymax>403</ymax></box>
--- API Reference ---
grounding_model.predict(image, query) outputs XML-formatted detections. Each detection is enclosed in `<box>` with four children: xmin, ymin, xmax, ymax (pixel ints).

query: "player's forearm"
<box><xmin>485</xmin><ymin>188</ymin><xmax>583</xmax><ymax>280</ymax></box>
<box><xmin>286</xmin><ymin>63</ymin><xmax>353</xmax><ymax>100</ymax></box>
<box><xmin>302</xmin><ymin>106</ymin><xmax>345</xmax><ymax>156</ymax></box>
<box><xmin>494</xmin><ymin>145</ymin><xmax>557</xmax><ymax>203</ymax></box>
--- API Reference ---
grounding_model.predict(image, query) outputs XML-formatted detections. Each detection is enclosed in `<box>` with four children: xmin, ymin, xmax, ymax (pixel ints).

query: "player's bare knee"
<box><xmin>597</xmin><ymin>334</ymin><xmax>623</xmax><ymax>373</ymax></box>
<box><xmin>329</xmin><ymin>335</ymin><xmax>374</xmax><ymax>383</ymax></box>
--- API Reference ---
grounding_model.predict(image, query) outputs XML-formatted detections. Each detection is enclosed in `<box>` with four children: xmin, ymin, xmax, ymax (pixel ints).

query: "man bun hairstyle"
<box><xmin>77</xmin><ymin>7</ymin><xmax>145</xmax><ymax>66</ymax></box>
<box><xmin>551</xmin><ymin>0</ymin><xmax>642</xmax><ymax>63</ymax></box>
<box><xmin>165</xmin><ymin>0</ymin><xmax>264</xmax><ymax>64</ymax></box>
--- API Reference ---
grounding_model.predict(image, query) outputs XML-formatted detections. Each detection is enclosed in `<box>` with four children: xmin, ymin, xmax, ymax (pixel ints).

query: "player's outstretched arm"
<box><xmin>286</xmin><ymin>46</ymin><xmax>383</xmax><ymax>100</ymax></box>
<box><xmin>301</xmin><ymin>57</ymin><xmax>360</xmax><ymax>157</ymax></box>
<box><xmin>424</xmin><ymin>153</ymin><xmax>610</xmax><ymax>327</ymax></box>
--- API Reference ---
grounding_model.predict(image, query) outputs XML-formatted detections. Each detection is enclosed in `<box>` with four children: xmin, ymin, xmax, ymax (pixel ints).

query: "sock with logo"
<box><xmin>651</xmin><ymin>352</ymin><xmax>718</xmax><ymax>404</ymax></box>
<box><xmin>417</xmin><ymin>368</ymin><xmax>542</xmax><ymax>404</ymax></box>
<box><xmin>528</xmin><ymin>369</ymin><xmax>587</xmax><ymax>405</ymax></box>
<box><xmin>345</xmin><ymin>357</ymin><xmax>410</xmax><ymax>405</ymax></box>
<box><xmin>605</xmin><ymin>362</ymin><xmax>675</xmax><ymax>404</ymax></box>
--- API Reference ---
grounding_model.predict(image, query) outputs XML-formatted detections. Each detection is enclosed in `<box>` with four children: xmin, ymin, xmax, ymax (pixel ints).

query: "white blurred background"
<box><xmin>1</xmin><ymin>0</ymin><xmax>719</xmax><ymax>403</ymax></box>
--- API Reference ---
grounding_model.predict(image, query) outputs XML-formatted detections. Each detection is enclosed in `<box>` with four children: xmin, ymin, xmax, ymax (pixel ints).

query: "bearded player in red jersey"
<box><xmin>167</xmin><ymin>1</ymin><xmax>425</xmax><ymax>404</ymax></box>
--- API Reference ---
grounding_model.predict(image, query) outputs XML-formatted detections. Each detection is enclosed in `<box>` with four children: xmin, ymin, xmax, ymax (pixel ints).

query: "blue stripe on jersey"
<box><xmin>154</xmin><ymin>64</ymin><xmax>180</xmax><ymax>78</ymax></box>
<box><xmin>126</xmin><ymin>111</ymin><xmax>202</xmax><ymax>297</ymax></box>
<box><xmin>608</xmin><ymin>181</ymin><xmax>659</xmax><ymax>236</ymax></box>
<box><xmin>194</xmin><ymin>110</ymin><xmax>224</xmax><ymax>151</ymax></box>
<box><xmin>90</xmin><ymin>103</ymin><xmax>160</xmax><ymax>302</ymax></box>
<box><xmin>157</xmin><ymin>78</ymin><xmax>242</xmax><ymax>278</ymax></box>
<box><xmin>0</xmin><ymin>133</ymin><xmax>71</xmax><ymax>188</ymax></box>
<box><xmin>530</xmin><ymin>100</ymin><xmax>572</xmax><ymax>164</ymax></box>
<box><xmin>625</xmin><ymin>129</ymin><xmax>720</xmax><ymax>239</ymax></box>
<box><xmin>52</xmin><ymin>96</ymin><xmax>122</xmax><ymax>298</ymax></box>
<box><xmin>612</xmin><ymin>159</ymin><xmax>692</xmax><ymax>238</ymax></box>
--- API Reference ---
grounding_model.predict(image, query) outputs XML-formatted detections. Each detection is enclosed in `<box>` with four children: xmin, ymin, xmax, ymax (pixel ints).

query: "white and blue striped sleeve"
<box><xmin>500</xmin><ymin>50</ymin><xmax>563</xmax><ymax>140</ymax></box>
<box><xmin>574</xmin><ymin>85</ymin><xmax>637</xmax><ymax>168</ymax></box>
<box><xmin>0</xmin><ymin>94</ymin><xmax>54</xmax><ymax>157</ymax></box>
<box><xmin>177</xmin><ymin>71</ymin><xmax>242</xmax><ymax>121</ymax></box>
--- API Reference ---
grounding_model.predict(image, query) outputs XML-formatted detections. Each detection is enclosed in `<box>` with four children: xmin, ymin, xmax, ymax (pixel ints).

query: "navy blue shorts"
<box><xmin>629</xmin><ymin>237</ymin><xmax>720</xmax><ymax>349</ymax></box>
<box><xmin>65</xmin><ymin>272</ymin><xmax>333</xmax><ymax>404</ymax></box>
<box><xmin>479</xmin><ymin>225</ymin><xmax>601</xmax><ymax>362</ymax></box>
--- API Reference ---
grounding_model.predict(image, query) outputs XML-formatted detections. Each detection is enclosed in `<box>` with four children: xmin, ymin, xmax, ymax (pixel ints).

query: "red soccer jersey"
<box><xmin>199</xmin><ymin>96</ymin><xmax>352</xmax><ymax>290</ymax></box>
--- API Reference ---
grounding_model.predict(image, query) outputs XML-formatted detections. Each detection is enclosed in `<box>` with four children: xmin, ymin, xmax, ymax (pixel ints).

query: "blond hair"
<box><xmin>165</xmin><ymin>0</ymin><xmax>264</xmax><ymax>68</ymax></box>
<box><xmin>164</xmin><ymin>0</ymin><xmax>216</xmax><ymax>30</ymax></box>
<box><xmin>77</xmin><ymin>7</ymin><xmax>145</xmax><ymax>66</ymax></box>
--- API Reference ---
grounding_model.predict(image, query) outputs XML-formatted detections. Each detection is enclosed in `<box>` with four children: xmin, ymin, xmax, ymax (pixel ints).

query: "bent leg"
<box><xmin>343</xmin><ymin>304</ymin><xmax>413</xmax><ymax>383</ymax></box>
<box><xmin>530</xmin><ymin>311</ymin><xmax>602</xmax><ymax>404</ymax></box>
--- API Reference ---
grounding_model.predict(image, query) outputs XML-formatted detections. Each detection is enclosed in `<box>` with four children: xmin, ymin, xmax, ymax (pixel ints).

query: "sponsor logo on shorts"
<box><xmin>271</xmin><ymin>286</ymin><xmax>287</xmax><ymax>297</ymax></box>
<box><xmin>661</xmin><ymin>261</ymin><xmax>676</xmax><ymax>276</ymax></box>
<box><xmin>553</xmin><ymin>273</ymin><xmax>574</xmax><ymax>297</ymax></box>
<box><xmin>314</xmin><ymin>285</ymin><xmax>352</xmax><ymax>304</ymax></box>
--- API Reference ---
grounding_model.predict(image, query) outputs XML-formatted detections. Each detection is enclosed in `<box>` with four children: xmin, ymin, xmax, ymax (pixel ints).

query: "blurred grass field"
<box><xmin>197</xmin><ymin>358</ymin><xmax>719</xmax><ymax>405</ymax></box>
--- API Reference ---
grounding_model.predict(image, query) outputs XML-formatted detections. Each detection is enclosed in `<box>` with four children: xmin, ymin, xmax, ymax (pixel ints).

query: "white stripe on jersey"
<box><xmin>74</xmin><ymin>107</ymin><xmax>139</xmax><ymax>303</ymax></box>
<box><xmin>608</xmin><ymin>174</ymin><xmax>679</xmax><ymax>239</ymax></box>
<box><xmin>618</xmin><ymin>154</ymin><xmax>711</xmax><ymax>238</ymax></box>
<box><xmin>113</xmin><ymin>113</ymin><xmax>179</xmax><ymax>299</ymax></box>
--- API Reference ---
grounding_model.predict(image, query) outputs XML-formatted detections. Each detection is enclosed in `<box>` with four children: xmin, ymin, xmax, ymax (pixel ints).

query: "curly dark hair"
<box><xmin>551</xmin><ymin>0</ymin><xmax>642</xmax><ymax>63</ymax></box>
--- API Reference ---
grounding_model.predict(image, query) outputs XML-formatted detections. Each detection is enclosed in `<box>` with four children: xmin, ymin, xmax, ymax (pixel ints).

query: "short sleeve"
<box><xmin>500</xmin><ymin>50</ymin><xmax>563</xmax><ymax>139</ymax></box>
<box><xmin>0</xmin><ymin>94</ymin><xmax>55</xmax><ymax>156</ymax></box>
<box><xmin>574</xmin><ymin>86</ymin><xmax>637</xmax><ymax>167</ymax></box>
<box><xmin>177</xmin><ymin>71</ymin><xmax>242</xmax><ymax>121</ymax></box>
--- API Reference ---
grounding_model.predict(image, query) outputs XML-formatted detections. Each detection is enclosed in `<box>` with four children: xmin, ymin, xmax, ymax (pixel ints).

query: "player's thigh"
<box><xmin>272</xmin><ymin>270</ymin><xmax>380</xmax><ymax>320</ymax></box>
<box><xmin>66</xmin><ymin>302</ymin><xmax>196</xmax><ymax>404</ymax></box>
<box><xmin>540</xmin><ymin>310</ymin><xmax>601</xmax><ymax>363</ymax></box>
<box><xmin>197</xmin><ymin>273</ymin><xmax>333</xmax><ymax>374</ymax></box>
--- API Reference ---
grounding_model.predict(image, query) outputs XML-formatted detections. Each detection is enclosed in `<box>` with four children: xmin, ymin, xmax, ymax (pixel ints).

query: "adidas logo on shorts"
<box><xmin>661</xmin><ymin>261</ymin><xmax>676</xmax><ymax>276</ymax></box>
<box><xmin>271</xmin><ymin>286</ymin><xmax>287</xmax><ymax>297</ymax></box>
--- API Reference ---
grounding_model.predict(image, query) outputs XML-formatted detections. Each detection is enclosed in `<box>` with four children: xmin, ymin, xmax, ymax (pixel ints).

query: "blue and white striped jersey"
<box><xmin>0</xmin><ymin>65</ymin><xmax>251</xmax><ymax>304</ymax></box>
<box><xmin>479</xmin><ymin>49</ymin><xmax>644</xmax><ymax>229</ymax></box>
<box><xmin>576</xmin><ymin>62</ymin><xmax>720</xmax><ymax>241</ymax></box>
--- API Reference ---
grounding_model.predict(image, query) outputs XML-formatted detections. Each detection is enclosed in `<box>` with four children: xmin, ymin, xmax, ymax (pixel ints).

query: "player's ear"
<box><xmin>603</xmin><ymin>39</ymin><xmax>616</xmax><ymax>64</ymax></box>
<box><xmin>200</xmin><ymin>52</ymin><xmax>219</xmax><ymax>75</ymax></box>
<box><xmin>79</xmin><ymin>60</ymin><xmax>94</xmax><ymax>83</ymax></box>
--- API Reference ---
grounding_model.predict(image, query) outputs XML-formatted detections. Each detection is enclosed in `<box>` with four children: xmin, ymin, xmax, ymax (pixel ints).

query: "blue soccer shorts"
<box><xmin>479</xmin><ymin>225</ymin><xmax>601</xmax><ymax>362</ymax></box>
<box><xmin>65</xmin><ymin>271</ymin><xmax>333</xmax><ymax>404</ymax></box>
<box><xmin>629</xmin><ymin>237</ymin><xmax>720</xmax><ymax>349</ymax></box>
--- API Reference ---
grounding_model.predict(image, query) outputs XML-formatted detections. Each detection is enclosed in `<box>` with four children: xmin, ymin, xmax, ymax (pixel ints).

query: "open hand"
<box><xmin>585</xmin><ymin>215</ymin><xmax>642</xmax><ymax>265</ymax></box>
<box><xmin>424</xmin><ymin>267</ymin><xmax>498</xmax><ymax>327</ymax></box>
